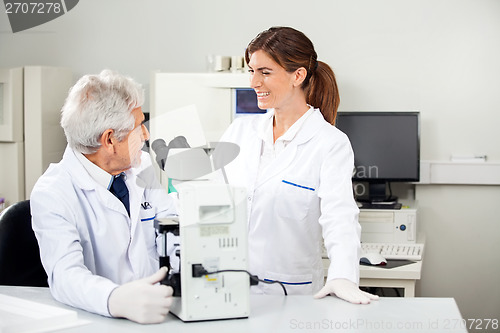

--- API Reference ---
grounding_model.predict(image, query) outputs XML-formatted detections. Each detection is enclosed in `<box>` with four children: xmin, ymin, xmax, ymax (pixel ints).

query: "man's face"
<box><xmin>112</xmin><ymin>107</ymin><xmax>149</xmax><ymax>173</ymax></box>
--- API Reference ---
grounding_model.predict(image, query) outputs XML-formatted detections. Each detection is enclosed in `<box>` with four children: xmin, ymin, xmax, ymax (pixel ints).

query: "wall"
<box><xmin>1</xmin><ymin>0</ymin><xmax>499</xmax><ymax>330</ymax></box>
<box><xmin>415</xmin><ymin>185</ymin><xmax>500</xmax><ymax>329</ymax></box>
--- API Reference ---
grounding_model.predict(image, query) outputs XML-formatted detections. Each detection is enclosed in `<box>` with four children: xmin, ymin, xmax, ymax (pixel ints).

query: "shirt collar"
<box><xmin>74</xmin><ymin>149</ymin><xmax>115</xmax><ymax>190</ymax></box>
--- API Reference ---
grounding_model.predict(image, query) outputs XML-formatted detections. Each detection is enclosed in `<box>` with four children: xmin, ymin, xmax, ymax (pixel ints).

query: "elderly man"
<box><xmin>31</xmin><ymin>70</ymin><xmax>176</xmax><ymax>323</ymax></box>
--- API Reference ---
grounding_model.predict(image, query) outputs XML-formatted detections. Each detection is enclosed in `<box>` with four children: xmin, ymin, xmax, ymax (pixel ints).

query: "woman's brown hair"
<box><xmin>245</xmin><ymin>26</ymin><xmax>340</xmax><ymax>125</ymax></box>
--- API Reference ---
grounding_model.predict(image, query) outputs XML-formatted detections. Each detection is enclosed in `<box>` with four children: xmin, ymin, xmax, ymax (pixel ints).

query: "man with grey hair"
<box><xmin>31</xmin><ymin>70</ymin><xmax>176</xmax><ymax>324</ymax></box>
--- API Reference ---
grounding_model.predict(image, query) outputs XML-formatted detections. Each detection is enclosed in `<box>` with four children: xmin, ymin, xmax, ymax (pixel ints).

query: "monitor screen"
<box><xmin>234</xmin><ymin>88</ymin><xmax>267</xmax><ymax>117</ymax></box>
<box><xmin>336</xmin><ymin>111</ymin><xmax>420</xmax><ymax>184</ymax></box>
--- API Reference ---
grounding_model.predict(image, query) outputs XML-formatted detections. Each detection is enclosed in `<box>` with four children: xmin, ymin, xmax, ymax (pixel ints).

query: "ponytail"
<box><xmin>305</xmin><ymin>61</ymin><xmax>340</xmax><ymax>125</ymax></box>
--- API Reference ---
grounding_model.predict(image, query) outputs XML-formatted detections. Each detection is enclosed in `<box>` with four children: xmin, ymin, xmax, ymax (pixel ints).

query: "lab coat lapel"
<box><xmin>127</xmin><ymin>169</ymin><xmax>145</xmax><ymax>238</ymax></box>
<box><xmin>242</xmin><ymin>127</ymin><xmax>262</xmax><ymax>194</ymax></box>
<box><xmin>253</xmin><ymin>109</ymin><xmax>323</xmax><ymax>189</ymax></box>
<box><xmin>254</xmin><ymin>143</ymin><xmax>298</xmax><ymax>189</ymax></box>
<box><xmin>63</xmin><ymin>146</ymin><xmax>131</xmax><ymax>217</ymax></box>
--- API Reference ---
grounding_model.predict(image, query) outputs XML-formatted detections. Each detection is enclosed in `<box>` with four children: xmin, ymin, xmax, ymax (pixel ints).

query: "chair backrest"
<box><xmin>0</xmin><ymin>200</ymin><xmax>49</xmax><ymax>287</ymax></box>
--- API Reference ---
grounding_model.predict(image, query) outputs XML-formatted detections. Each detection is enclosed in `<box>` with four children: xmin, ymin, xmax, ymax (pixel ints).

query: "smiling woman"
<box><xmin>220</xmin><ymin>26</ymin><xmax>377</xmax><ymax>305</ymax></box>
<box><xmin>245</xmin><ymin>26</ymin><xmax>339</xmax><ymax>126</ymax></box>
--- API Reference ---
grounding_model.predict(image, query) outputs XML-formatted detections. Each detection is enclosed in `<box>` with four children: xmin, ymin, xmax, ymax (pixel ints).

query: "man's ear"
<box><xmin>100</xmin><ymin>129</ymin><xmax>115</xmax><ymax>153</ymax></box>
<box><xmin>293</xmin><ymin>67</ymin><xmax>307</xmax><ymax>87</ymax></box>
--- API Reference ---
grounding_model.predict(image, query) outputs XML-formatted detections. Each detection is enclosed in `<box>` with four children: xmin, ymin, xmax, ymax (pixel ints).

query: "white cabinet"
<box><xmin>0</xmin><ymin>66</ymin><xmax>73</xmax><ymax>205</ymax></box>
<box><xmin>150</xmin><ymin>72</ymin><xmax>250</xmax><ymax>144</ymax></box>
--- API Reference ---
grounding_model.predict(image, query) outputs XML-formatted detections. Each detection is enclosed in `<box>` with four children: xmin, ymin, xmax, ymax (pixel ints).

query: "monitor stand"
<box><xmin>359</xmin><ymin>201</ymin><xmax>402</xmax><ymax>210</ymax></box>
<box><xmin>357</xmin><ymin>182</ymin><xmax>401</xmax><ymax>209</ymax></box>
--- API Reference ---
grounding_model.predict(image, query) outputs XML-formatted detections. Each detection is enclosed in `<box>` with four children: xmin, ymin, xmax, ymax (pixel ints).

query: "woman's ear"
<box><xmin>293</xmin><ymin>67</ymin><xmax>307</xmax><ymax>87</ymax></box>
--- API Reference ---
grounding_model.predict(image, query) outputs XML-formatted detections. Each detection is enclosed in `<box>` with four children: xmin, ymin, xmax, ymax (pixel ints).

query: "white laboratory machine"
<box><xmin>150</xmin><ymin>72</ymin><xmax>256</xmax><ymax>144</ymax></box>
<box><xmin>158</xmin><ymin>181</ymin><xmax>249</xmax><ymax>322</ymax></box>
<box><xmin>151</xmin><ymin>137</ymin><xmax>250</xmax><ymax>321</ymax></box>
<box><xmin>150</xmin><ymin>72</ymin><xmax>264</xmax><ymax>188</ymax></box>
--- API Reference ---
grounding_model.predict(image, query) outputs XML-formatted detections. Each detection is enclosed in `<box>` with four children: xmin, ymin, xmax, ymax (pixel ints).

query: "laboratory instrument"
<box><xmin>152</xmin><ymin>140</ymin><xmax>250</xmax><ymax>321</ymax></box>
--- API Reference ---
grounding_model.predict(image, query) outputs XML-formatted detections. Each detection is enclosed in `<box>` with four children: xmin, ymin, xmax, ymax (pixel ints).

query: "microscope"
<box><xmin>153</xmin><ymin>139</ymin><xmax>250</xmax><ymax>321</ymax></box>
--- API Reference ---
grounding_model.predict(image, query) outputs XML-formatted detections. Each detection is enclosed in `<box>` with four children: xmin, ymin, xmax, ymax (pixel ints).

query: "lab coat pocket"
<box><xmin>275</xmin><ymin>177</ymin><xmax>316</xmax><ymax>220</ymax></box>
<box><xmin>262</xmin><ymin>271</ymin><xmax>313</xmax><ymax>295</ymax></box>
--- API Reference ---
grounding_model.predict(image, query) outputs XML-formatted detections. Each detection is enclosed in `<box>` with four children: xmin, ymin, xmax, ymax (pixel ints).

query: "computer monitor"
<box><xmin>335</xmin><ymin>112</ymin><xmax>420</xmax><ymax>203</ymax></box>
<box><xmin>233</xmin><ymin>88</ymin><xmax>267</xmax><ymax>119</ymax></box>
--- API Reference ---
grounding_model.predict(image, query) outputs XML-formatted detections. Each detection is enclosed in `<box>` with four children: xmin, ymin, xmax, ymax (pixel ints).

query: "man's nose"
<box><xmin>142</xmin><ymin>124</ymin><xmax>150</xmax><ymax>141</ymax></box>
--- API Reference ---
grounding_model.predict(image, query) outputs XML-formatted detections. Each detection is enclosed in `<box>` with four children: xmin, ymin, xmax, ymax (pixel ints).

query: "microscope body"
<box><xmin>157</xmin><ymin>181</ymin><xmax>249</xmax><ymax>321</ymax></box>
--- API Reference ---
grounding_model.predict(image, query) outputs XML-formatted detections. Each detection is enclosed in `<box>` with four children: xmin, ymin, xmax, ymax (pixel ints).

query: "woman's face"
<box><xmin>248</xmin><ymin>50</ymin><xmax>298</xmax><ymax>111</ymax></box>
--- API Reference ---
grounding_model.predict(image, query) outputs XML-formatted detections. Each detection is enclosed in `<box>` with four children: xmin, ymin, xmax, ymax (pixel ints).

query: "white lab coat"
<box><xmin>30</xmin><ymin>146</ymin><xmax>176</xmax><ymax>316</ymax></box>
<box><xmin>221</xmin><ymin>108</ymin><xmax>361</xmax><ymax>295</ymax></box>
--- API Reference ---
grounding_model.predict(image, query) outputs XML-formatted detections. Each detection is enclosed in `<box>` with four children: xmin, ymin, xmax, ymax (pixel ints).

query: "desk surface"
<box><xmin>0</xmin><ymin>286</ymin><xmax>466</xmax><ymax>333</ymax></box>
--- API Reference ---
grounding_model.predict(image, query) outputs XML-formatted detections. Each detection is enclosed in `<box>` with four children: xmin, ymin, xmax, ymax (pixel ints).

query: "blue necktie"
<box><xmin>110</xmin><ymin>174</ymin><xmax>130</xmax><ymax>216</ymax></box>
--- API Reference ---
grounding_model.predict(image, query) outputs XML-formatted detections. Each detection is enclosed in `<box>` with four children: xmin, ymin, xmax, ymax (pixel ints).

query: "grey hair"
<box><xmin>60</xmin><ymin>70</ymin><xmax>144</xmax><ymax>154</ymax></box>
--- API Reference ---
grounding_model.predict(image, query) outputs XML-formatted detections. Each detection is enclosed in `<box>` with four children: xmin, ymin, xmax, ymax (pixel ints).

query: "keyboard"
<box><xmin>361</xmin><ymin>242</ymin><xmax>424</xmax><ymax>261</ymax></box>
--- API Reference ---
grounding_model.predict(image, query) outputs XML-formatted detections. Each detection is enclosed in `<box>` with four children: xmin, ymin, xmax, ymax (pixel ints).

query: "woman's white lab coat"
<box><xmin>30</xmin><ymin>147</ymin><xmax>176</xmax><ymax>316</ymax></box>
<box><xmin>221</xmin><ymin>108</ymin><xmax>361</xmax><ymax>295</ymax></box>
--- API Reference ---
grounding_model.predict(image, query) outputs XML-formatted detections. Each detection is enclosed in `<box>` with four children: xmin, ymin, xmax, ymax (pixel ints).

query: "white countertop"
<box><xmin>0</xmin><ymin>286</ymin><xmax>466</xmax><ymax>333</ymax></box>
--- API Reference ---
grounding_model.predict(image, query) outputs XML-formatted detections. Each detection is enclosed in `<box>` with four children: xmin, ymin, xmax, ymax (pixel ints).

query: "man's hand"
<box><xmin>314</xmin><ymin>278</ymin><xmax>379</xmax><ymax>304</ymax></box>
<box><xmin>108</xmin><ymin>267</ymin><xmax>173</xmax><ymax>324</ymax></box>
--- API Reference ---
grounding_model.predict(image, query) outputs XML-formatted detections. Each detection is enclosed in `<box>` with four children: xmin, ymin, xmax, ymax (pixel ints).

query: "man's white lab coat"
<box><xmin>31</xmin><ymin>146</ymin><xmax>176</xmax><ymax>316</ymax></box>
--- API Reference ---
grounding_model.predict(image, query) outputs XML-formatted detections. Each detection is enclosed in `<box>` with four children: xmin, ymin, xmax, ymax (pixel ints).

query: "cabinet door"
<box><xmin>24</xmin><ymin>66</ymin><xmax>73</xmax><ymax>198</ymax></box>
<box><xmin>0</xmin><ymin>67</ymin><xmax>23</xmax><ymax>142</ymax></box>
<box><xmin>0</xmin><ymin>142</ymin><xmax>24</xmax><ymax>204</ymax></box>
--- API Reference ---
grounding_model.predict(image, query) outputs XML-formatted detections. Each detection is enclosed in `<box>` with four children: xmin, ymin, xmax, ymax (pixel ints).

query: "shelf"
<box><xmin>418</xmin><ymin>160</ymin><xmax>500</xmax><ymax>185</ymax></box>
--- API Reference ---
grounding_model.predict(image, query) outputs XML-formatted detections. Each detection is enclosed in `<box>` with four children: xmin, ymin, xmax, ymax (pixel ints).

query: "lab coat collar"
<box><xmin>61</xmin><ymin>145</ymin><xmax>144</xmax><ymax>220</ymax></box>
<box><xmin>291</xmin><ymin>107</ymin><xmax>325</xmax><ymax>146</ymax></box>
<box><xmin>62</xmin><ymin>146</ymin><xmax>98</xmax><ymax>191</ymax></box>
<box><xmin>253</xmin><ymin>107</ymin><xmax>326</xmax><ymax>189</ymax></box>
<box><xmin>74</xmin><ymin>149</ymin><xmax>114</xmax><ymax>190</ymax></box>
<box><xmin>257</xmin><ymin>107</ymin><xmax>314</xmax><ymax>146</ymax></box>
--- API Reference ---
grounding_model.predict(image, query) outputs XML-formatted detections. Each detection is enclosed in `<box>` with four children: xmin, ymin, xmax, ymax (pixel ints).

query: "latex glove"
<box><xmin>108</xmin><ymin>267</ymin><xmax>173</xmax><ymax>324</ymax></box>
<box><xmin>314</xmin><ymin>278</ymin><xmax>379</xmax><ymax>304</ymax></box>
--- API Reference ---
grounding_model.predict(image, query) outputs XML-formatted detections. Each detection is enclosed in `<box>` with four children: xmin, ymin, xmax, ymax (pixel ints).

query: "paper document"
<box><xmin>0</xmin><ymin>294</ymin><xmax>88</xmax><ymax>333</ymax></box>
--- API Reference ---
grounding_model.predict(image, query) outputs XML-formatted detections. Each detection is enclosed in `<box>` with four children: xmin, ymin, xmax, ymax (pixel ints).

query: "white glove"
<box><xmin>108</xmin><ymin>267</ymin><xmax>173</xmax><ymax>324</ymax></box>
<box><xmin>314</xmin><ymin>278</ymin><xmax>379</xmax><ymax>304</ymax></box>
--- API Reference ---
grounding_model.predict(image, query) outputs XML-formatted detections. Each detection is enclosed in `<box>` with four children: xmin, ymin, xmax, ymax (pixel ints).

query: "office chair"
<box><xmin>0</xmin><ymin>200</ymin><xmax>49</xmax><ymax>287</ymax></box>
